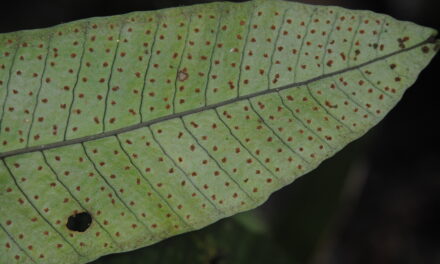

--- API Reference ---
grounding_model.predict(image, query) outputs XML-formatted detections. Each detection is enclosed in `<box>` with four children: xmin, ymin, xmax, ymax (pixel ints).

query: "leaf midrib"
<box><xmin>0</xmin><ymin>37</ymin><xmax>434</xmax><ymax>159</ymax></box>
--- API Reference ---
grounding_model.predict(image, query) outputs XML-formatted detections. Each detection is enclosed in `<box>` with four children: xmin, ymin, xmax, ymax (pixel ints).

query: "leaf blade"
<box><xmin>0</xmin><ymin>0</ymin><xmax>438</xmax><ymax>263</ymax></box>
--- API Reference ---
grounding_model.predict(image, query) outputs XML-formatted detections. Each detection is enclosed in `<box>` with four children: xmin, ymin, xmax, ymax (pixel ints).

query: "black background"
<box><xmin>1</xmin><ymin>0</ymin><xmax>439</xmax><ymax>263</ymax></box>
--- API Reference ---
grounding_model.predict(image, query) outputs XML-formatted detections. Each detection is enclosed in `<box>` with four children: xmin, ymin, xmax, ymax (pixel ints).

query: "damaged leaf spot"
<box><xmin>178</xmin><ymin>71</ymin><xmax>189</xmax><ymax>82</ymax></box>
<box><xmin>66</xmin><ymin>212</ymin><xmax>92</xmax><ymax>232</ymax></box>
<box><xmin>422</xmin><ymin>46</ymin><xmax>430</xmax><ymax>54</ymax></box>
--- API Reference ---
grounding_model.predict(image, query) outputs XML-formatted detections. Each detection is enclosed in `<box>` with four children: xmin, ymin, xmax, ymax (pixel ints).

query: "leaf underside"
<box><xmin>0</xmin><ymin>0</ymin><xmax>438</xmax><ymax>263</ymax></box>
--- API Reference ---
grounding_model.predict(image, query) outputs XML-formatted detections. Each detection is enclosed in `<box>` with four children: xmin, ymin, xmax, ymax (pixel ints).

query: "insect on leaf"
<box><xmin>0</xmin><ymin>0</ymin><xmax>438</xmax><ymax>263</ymax></box>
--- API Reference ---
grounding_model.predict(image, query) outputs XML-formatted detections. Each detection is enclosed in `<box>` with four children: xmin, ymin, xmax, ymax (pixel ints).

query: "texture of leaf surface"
<box><xmin>0</xmin><ymin>0</ymin><xmax>438</xmax><ymax>263</ymax></box>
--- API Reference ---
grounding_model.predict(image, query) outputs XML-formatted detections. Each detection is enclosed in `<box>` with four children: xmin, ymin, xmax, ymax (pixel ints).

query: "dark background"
<box><xmin>1</xmin><ymin>0</ymin><xmax>439</xmax><ymax>263</ymax></box>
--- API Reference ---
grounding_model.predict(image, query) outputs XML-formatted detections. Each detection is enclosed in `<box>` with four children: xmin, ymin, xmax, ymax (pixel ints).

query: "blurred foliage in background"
<box><xmin>1</xmin><ymin>0</ymin><xmax>439</xmax><ymax>263</ymax></box>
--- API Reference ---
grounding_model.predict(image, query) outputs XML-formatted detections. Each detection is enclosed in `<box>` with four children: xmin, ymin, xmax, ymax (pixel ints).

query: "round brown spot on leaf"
<box><xmin>422</xmin><ymin>46</ymin><xmax>430</xmax><ymax>54</ymax></box>
<box><xmin>178</xmin><ymin>71</ymin><xmax>189</xmax><ymax>82</ymax></box>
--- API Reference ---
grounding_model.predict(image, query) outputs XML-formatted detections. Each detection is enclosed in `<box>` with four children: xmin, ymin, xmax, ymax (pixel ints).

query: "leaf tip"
<box><xmin>421</xmin><ymin>31</ymin><xmax>440</xmax><ymax>54</ymax></box>
<box><xmin>435</xmin><ymin>38</ymin><xmax>440</xmax><ymax>53</ymax></box>
<box><xmin>426</xmin><ymin>33</ymin><xmax>438</xmax><ymax>44</ymax></box>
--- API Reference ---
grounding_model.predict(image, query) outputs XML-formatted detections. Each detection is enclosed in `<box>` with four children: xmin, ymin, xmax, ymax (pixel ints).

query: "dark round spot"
<box><xmin>422</xmin><ymin>46</ymin><xmax>430</xmax><ymax>54</ymax></box>
<box><xmin>66</xmin><ymin>212</ymin><xmax>92</xmax><ymax>232</ymax></box>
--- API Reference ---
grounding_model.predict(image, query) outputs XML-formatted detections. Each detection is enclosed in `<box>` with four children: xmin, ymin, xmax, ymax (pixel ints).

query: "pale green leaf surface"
<box><xmin>0</xmin><ymin>0</ymin><xmax>438</xmax><ymax>263</ymax></box>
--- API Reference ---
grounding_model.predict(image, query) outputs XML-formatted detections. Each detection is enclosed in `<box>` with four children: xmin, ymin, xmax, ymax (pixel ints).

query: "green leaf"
<box><xmin>0</xmin><ymin>0</ymin><xmax>438</xmax><ymax>263</ymax></box>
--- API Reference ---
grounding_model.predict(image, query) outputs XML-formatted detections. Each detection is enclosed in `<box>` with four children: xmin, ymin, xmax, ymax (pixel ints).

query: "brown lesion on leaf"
<box><xmin>178</xmin><ymin>70</ymin><xmax>189</xmax><ymax>82</ymax></box>
<box><xmin>325</xmin><ymin>100</ymin><xmax>338</xmax><ymax>109</ymax></box>
<box><xmin>422</xmin><ymin>46</ymin><xmax>430</xmax><ymax>54</ymax></box>
<box><xmin>397</xmin><ymin>36</ymin><xmax>410</xmax><ymax>49</ymax></box>
<box><xmin>423</xmin><ymin>35</ymin><xmax>439</xmax><ymax>52</ymax></box>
